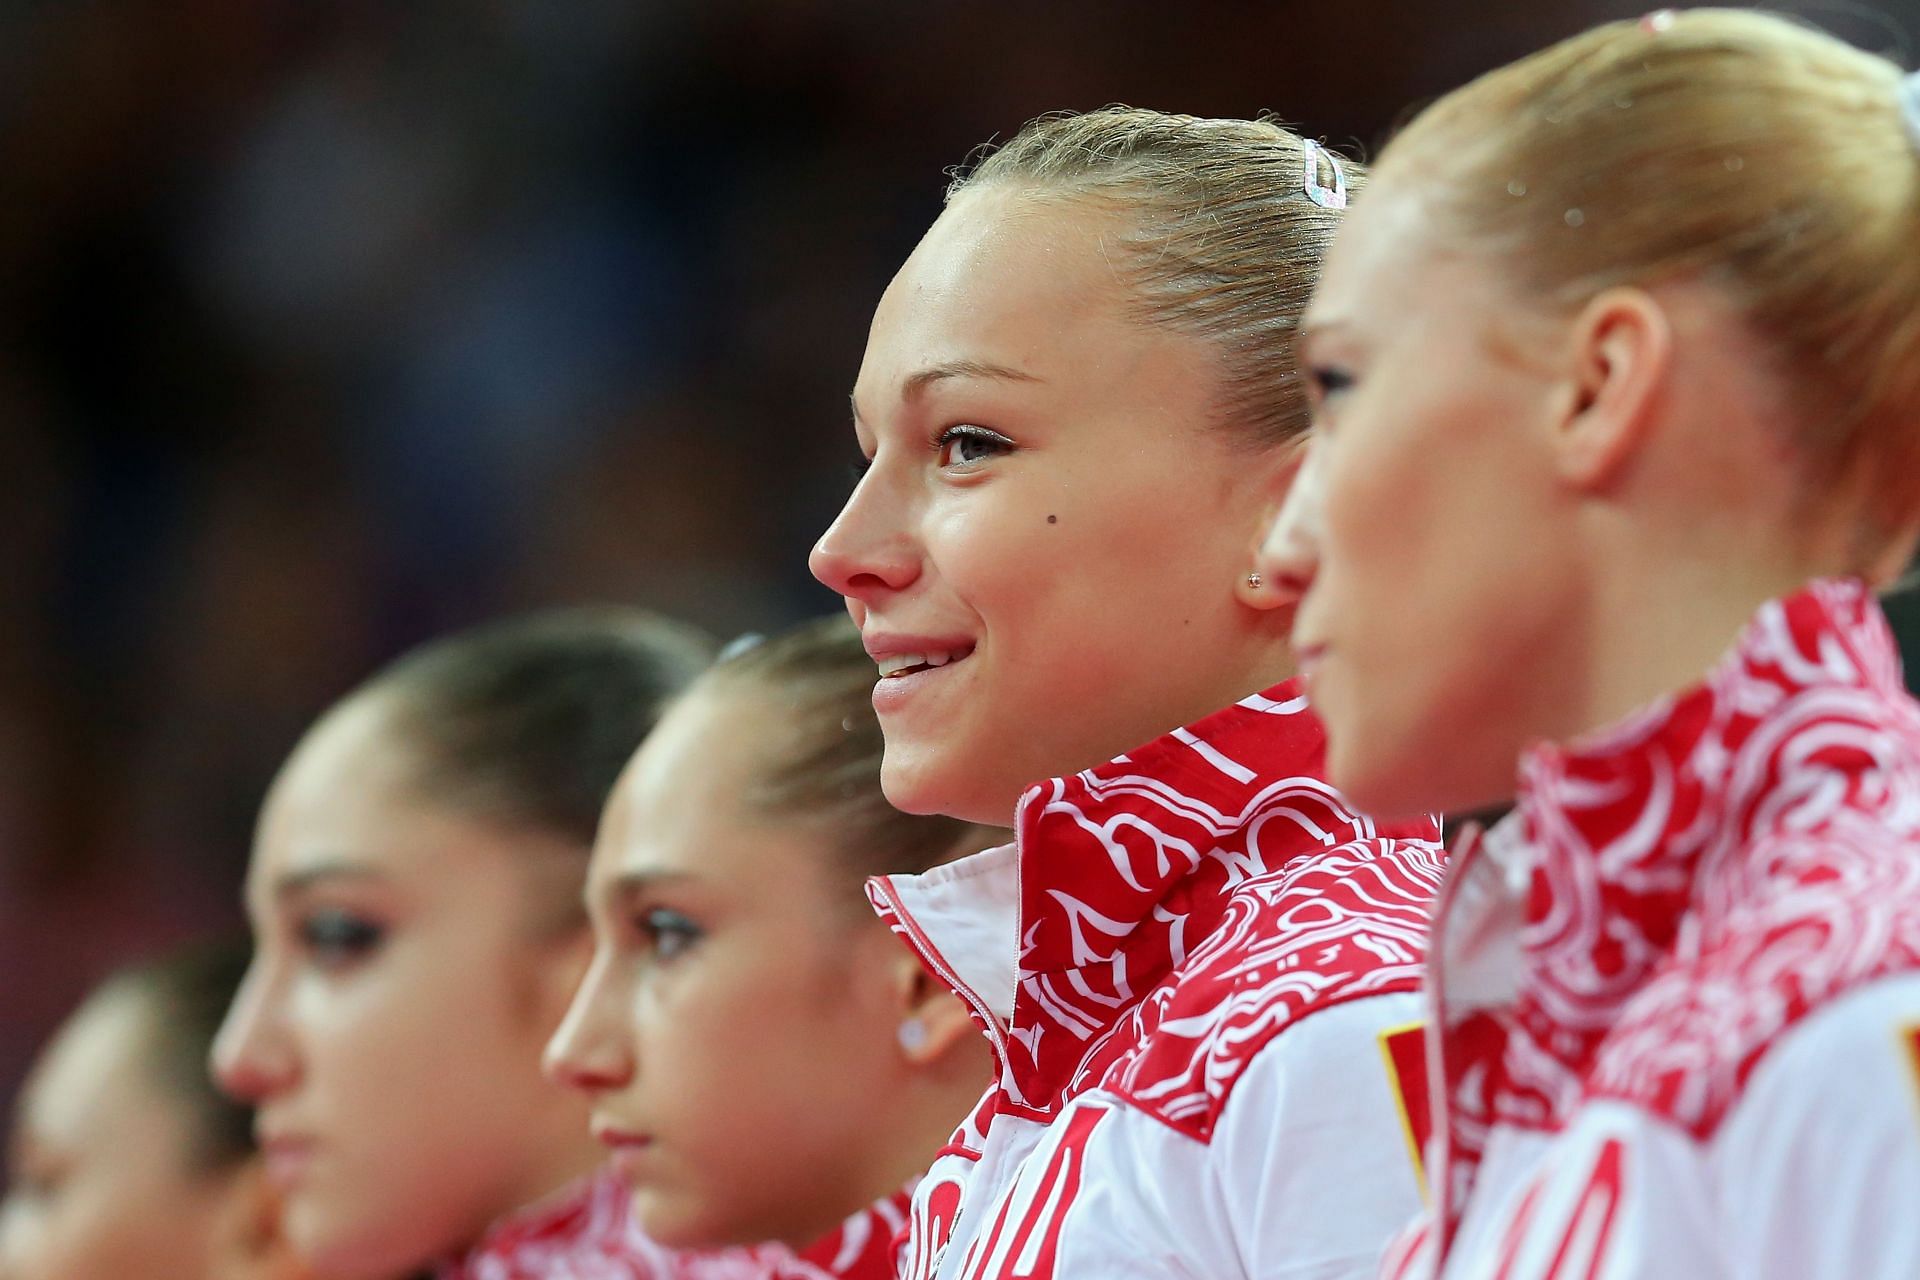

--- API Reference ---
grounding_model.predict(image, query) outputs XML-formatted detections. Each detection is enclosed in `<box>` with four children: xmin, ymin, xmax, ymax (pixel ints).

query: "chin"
<box><xmin>632</xmin><ymin>1187</ymin><xmax>721</xmax><ymax>1252</ymax></box>
<box><xmin>1326</xmin><ymin>736</ymin><xmax>1441</xmax><ymax>826</ymax></box>
<box><xmin>879</xmin><ymin>739</ymin><xmax>977</xmax><ymax>819</ymax></box>
<box><xmin>295</xmin><ymin>1218</ymin><xmax>398</xmax><ymax>1280</ymax></box>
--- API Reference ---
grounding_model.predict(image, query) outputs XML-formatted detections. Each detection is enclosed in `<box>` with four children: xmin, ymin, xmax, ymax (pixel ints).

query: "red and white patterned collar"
<box><xmin>1430</xmin><ymin>576</ymin><xmax>1919</xmax><ymax>1165</ymax></box>
<box><xmin>437</xmin><ymin>1169</ymin><xmax>912</xmax><ymax>1280</ymax></box>
<box><xmin>1508</xmin><ymin>577</ymin><xmax>1908</xmax><ymax>1063</ymax></box>
<box><xmin>1409</xmin><ymin>577</ymin><xmax>1920</xmax><ymax>1257</ymax></box>
<box><xmin>871</xmin><ymin>679</ymin><xmax>1435</xmax><ymax>1118</ymax></box>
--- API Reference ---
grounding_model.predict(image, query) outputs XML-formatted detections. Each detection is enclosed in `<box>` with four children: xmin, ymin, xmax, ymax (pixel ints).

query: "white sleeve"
<box><xmin>1206</xmin><ymin>992</ymin><xmax>1428</xmax><ymax>1280</ymax></box>
<box><xmin>1713</xmin><ymin>973</ymin><xmax>1920</xmax><ymax>1280</ymax></box>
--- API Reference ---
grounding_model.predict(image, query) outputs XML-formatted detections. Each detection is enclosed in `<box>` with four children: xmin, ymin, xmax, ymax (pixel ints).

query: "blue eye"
<box><xmin>638</xmin><ymin>908</ymin><xmax>703</xmax><ymax>962</ymax></box>
<box><xmin>297</xmin><ymin>910</ymin><xmax>384</xmax><ymax>969</ymax></box>
<box><xmin>934</xmin><ymin>425</ymin><xmax>1014</xmax><ymax>469</ymax></box>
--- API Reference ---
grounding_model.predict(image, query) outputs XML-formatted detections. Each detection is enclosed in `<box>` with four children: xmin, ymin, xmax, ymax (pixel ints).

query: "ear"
<box><xmin>1236</xmin><ymin>436</ymin><xmax>1311</xmax><ymax>612</ymax></box>
<box><xmin>207</xmin><ymin>1160</ymin><xmax>305</xmax><ymax>1280</ymax></box>
<box><xmin>890</xmin><ymin>951</ymin><xmax>979</xmax><ymax>1068</ymax></box>
<box><xmin>1552</xmin><ymin>287</ymin><xmax>1672</xmax><ymax>493</ymax></box>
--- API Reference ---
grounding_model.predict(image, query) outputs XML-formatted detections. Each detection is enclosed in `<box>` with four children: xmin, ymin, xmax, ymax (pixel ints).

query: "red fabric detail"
<box><xmin>1425</xmin><ymin>578</ymin><xmax>1920</xmax><ymax>1271</ymax></box>
<box><xmin>988</xmin><ymin>683</ymin><xmax>1442</xmax><ymax>1139</ymax></box>
<box><xmin>1539</xmin><ymin>1139</ymin><xmax>1626</xmax><ymax>1280</ymax></box>
<box><xmin>1381</xmin><ymin>1022</ymin><xmax>1433</xmax><ymax>1192</ymax></box>
<box><xmin>436</xmin><ymin>1172</ymin><xmax>911</xmax><ymax>1280</ymax></box>
<box><xmin>957</xmin><ymin>1105</ymin><xmax>1109</xmax><ymax>1280</ymax></box>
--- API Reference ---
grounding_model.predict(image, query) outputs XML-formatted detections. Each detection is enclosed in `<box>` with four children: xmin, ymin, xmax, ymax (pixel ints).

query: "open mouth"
<box><xmin>876</xmin><ymin>646</ymin><xmax>976</xmax><ymax>679</ymax></box>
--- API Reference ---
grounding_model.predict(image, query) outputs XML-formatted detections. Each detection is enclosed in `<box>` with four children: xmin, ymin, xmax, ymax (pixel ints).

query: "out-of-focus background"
<box><xmin>2</xmin><ymin>0</ymin><xmax>1914</xmax><ymax>1111</ymax></box>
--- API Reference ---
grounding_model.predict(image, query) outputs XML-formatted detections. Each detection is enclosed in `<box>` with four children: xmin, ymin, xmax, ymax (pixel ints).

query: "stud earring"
<box><xmin>1245</xmin><ymin>571</ymin><xmax>1264</xmax><ymax>591</ymax></box>
<box><xmin>897</xmin><ymin>1018</ymin><xmax>929</xmax><ymax>1054</ymax></box>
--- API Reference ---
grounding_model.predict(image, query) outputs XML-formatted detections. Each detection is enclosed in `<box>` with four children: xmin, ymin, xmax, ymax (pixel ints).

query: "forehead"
<box><xmin>20</xmin><ymin>993</ymin><xmax>165</xmax><ymax>1143</ymax></box>
<box><xmin>858</xmin><ymin>186</ymin><xmax>1141</xmax><ymax>394</ymax></box>
<box><xmin>250</xmin><ymin>695</ymin><xmax>506</xmax><ymax>897</ymax></box>
<box><xmin>260</xmin><ymin>696</ymin><xmax>412</xmax><ymax>829</ymax></box>
<box><xmin>590</xmin><ymin>686</ymin><xmax>822</xmax><ymax>891</ymax></box>
<box><xmin>1307</xmin><ymin>183</ymin><xmax>1445</xmax><ymax>328</ymax></box>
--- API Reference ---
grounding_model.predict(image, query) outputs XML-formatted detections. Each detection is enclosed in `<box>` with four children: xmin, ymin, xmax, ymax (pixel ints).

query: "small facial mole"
<box><xmin>1047</xmin><ymin>515</ymin><xmax>1058</xmax><ymax>524</ymax></box>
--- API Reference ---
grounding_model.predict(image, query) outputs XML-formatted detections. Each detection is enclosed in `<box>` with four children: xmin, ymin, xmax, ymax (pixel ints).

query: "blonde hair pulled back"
<box><xmin>949</xmin><ymin>107</ymin><xmax>1361</xmax><ymax>449</ymax></box>
<box><xmin>1381</xmin><ymin>9</ymin><xmax>1920</xmax><ymax>546</ymax></box>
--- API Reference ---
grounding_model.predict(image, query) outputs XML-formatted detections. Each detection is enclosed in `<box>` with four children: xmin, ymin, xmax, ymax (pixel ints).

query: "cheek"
<box><xmin>1317</xmin><ymin>385</ymin><xmax>1560</xmax><ymax>814</ymax></box>
<box><xmin>300</xmin><ymin>938</ymin><xmax>542</xmax><ymax>1152</ymax></box>
<box><xmin>939</xmin><ymin>466</ymin><xmax>1250</xmax><ymax>681</ymax></box>
<box><xmin>14</xmin><ymin>1163</ymin><xmax>215</xmax><ymax>1280</ymax></box>
<box><xmin>650</xmin><ymin>947</ymin><xmax>878</xmax><ymax>1150</ymax></box>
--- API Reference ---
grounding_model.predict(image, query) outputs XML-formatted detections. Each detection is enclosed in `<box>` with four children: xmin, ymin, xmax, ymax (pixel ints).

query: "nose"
<box><xmin>1256</xmin><ymin>435</ymin><xmax>1327</xmax><ymax>608</ymax></box>
<box><xmin>809</xmin><ymin>467</ymin><xmax>920</xmax><ymax>606</ymax></box>
<box><xmin>209</xmin><ymin>960</ymin><xmax>300</xmax><ymax>1104</ymax></box>
<box><xmin>543</xmin><ymin>949</ymin><xmax>634</xmax><ymax>1094</ymax></box>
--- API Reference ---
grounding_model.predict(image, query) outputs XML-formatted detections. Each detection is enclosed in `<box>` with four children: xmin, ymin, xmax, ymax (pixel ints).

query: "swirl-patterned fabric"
<box><xmin>871</xmin><ymin>681</ymin><xmax>1444</xmax><ymax>1279</ymax></box>
<box><xmin>1389</xmin><ymin>578</ymin><xmax>1920</xmax><ymax>1280</ymax></box>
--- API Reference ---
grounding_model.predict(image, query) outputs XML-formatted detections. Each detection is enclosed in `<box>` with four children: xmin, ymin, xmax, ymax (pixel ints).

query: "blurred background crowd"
<box><xmin>3</xmin><ymin>0</ymin><xmax>1916</xmax><ymax>1119</ymax></box>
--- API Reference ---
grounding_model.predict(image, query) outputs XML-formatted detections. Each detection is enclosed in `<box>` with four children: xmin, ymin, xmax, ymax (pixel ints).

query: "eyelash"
<box><xmin>637</xmin><ymin>907</ymin><xmax>703</xmax><ymax>962</ymax></box>
<box><xmin>1308</xmin><ymin>365</ymin><xmax>1354</xmax><ymax>399</ymax></box>
<box><xmin>934</xmin><ymin>424</ymin><xmax>1014</xmax><ymax>469</ymax></box>
<box><xmin>296</xmin><ymin>909</ymin><xmax>385</xmax><ymax>970</ymax></box>
<box><xmin>7</xmin><ymin>1165</ymin><xmax>59</xmax><ymax>1200</ymax></box>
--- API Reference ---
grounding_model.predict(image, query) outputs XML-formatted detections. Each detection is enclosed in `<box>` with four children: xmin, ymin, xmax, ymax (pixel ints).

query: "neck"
<box><xmin>487</xmin><ymin>1117</ymin><xmax>606</xmax><ymax>1241</ymax></box>
<box><xmin>1556</xmin><ymin>543</ymin><xmax>1823</xmax><ymax>749</ymax></box>
<box><xmin>1174</xmin><ymin>627</ymin><xmax>1300</xmax><ymax>736</ymax></box>
<box><xmin>800</xmin><ymin>1065</ymin><xmax>989</xmax><ymax>1250</ymax></box>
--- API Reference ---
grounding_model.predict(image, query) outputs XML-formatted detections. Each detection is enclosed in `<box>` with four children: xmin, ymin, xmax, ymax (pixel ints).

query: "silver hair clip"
<box><xmin>1900</xmin><ymin>69</ymin><xmax>1920</xmax><ymax>155</ymax></box>
<box><xmin>1302</xmin><ymin>139</ymin><xmax>1348</xmax><ymax>210</ymax></box>
<box><xmin>717</xmin><ymin>631</ymin><xmax>766</xmax><ymax>662</ymax></box>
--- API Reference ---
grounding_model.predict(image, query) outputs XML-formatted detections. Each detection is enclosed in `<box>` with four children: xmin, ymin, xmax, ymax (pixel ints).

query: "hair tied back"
<box><xmin>1302</xmin><ymin>139</ymin><xmax>1348</xmax><ymax>210</ymax></box>
<box><xmin>1900</xmin><ymin>69</ymin><xmax>1920</xmax><ymax>154</ymax></box>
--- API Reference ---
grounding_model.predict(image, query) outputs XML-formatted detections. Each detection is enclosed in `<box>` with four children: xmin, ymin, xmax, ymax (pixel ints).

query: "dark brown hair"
<box><xmin>368</xmin><ymin>607</ymin><xmax>714</xmax><ymax>846</ymax></box>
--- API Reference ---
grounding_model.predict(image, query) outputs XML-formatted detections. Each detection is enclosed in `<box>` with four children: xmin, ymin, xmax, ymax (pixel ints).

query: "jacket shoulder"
<box><xmin>1112</xmin><ymin>835</ymin><xmax>1444</xmax><ymax>1141</ymax></box>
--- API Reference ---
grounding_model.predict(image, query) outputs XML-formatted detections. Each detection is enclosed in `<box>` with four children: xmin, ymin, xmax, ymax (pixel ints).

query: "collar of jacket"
<box><xmin>441</xmin><ymin>1170</ymin><xmax>913</xmax><ymax>1279</ymax></box>
<box><xmin>870</xmin><ymin>677</ymin><xmax>1434</xmax><ymax>1120</ymax></box>
<box><xmin>1441</xmin><ymin>577</ymin><xmax>1910</xmax><ymax>1123</ymax></box>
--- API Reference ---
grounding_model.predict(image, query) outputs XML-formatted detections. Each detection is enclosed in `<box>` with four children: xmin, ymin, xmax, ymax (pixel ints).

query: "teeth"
<box><xmin>876</xmin><ymin>650</ymin><xmax>965</xmax><ymax>678</ymax></box>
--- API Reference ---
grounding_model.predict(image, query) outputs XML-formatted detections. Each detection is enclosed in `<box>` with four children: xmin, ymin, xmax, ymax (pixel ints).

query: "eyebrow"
<box><xmin>850</xmin><ymin>358</ymin><xmax>1043</xmax><ymax>425</ymax></box>
<box><xmin>272</xmin><ymin>861</ymin><xmax>387</xmax><ymax>899</ymax></box>
<box><xmin>1293</xmin><ymin>320</ymin><xmax>1351</xmax><ymax>355</ymax></box>
<box><xmin>902</xmin><ymin>359</ymin><xmax>1041</xmax><ymax>396</ymax></box>
<box><xmin>608</xmin><ymin>869</ymin><xmax>699</xmax><ymax>898</ymax></box>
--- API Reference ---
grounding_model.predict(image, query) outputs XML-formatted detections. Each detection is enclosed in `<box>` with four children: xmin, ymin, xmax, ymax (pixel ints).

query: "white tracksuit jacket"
<box><xmin>869</xmin><ymin>682</ymin><xmax>1446</xmax><ymax>1280</ymax></box>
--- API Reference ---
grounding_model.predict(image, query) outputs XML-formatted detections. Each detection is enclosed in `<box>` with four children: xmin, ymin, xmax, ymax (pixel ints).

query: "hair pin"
<box><xmin>1302</xmin><ymin>139</ymin><xmax>1348</xmax><ymax>210</ymax></box>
